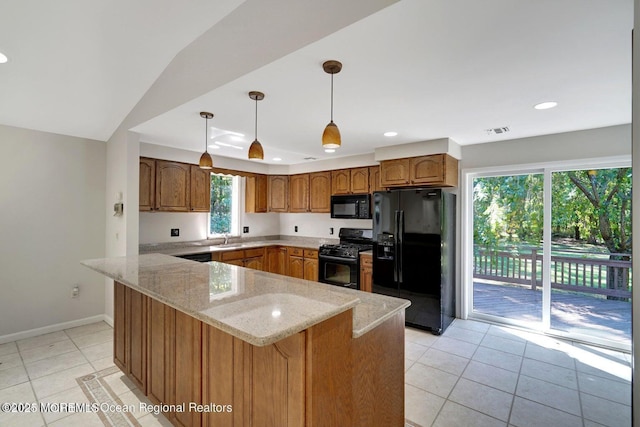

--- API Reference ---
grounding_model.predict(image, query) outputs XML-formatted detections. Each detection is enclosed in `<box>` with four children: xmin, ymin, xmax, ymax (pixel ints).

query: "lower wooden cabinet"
<box><xmin>287</xmin><ymin>247</ymin><xmax>318</xmax><ymax>280</ymax></box>
<box><xmin>114</xmin><ymin>282</ymin><xmax>405</xmax><ymax>427</ymax></box>
<box><xmin>266</xmin><ymin>246</ymin><xmax>287</xmax><ymax>275</ymax></box>
<box><xmin>360</xmin><ymin>252</ymin><xmax>373</xmax><ymax>292</ymax></box>
<box><xmin>212</xmin><ymin>248</ymin><xmax>265</xmax><ymax>271</ymax></box>
<box><xmin>303</xmin><ymin>249</ymin><xmax>318</xmax><ymax>281</ymax></box>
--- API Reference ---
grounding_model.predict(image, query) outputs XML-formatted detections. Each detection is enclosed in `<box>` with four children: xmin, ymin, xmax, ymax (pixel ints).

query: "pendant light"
<box><xmin>199</xmin><ymin>112</ymin><xmax>213</xmax><ymax>169</ymax></box>
<box><xmin>248</xmin><ymin>91</ymin><xmax>264</xmax><ymax>160</ymax></box>
<box><xmin>322</xmin><ymin>60</ymin><xmax>342</xmax><ymax>149</ymax></box>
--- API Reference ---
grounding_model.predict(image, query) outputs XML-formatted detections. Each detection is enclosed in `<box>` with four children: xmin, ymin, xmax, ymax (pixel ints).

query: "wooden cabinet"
<box><xmin>380</xmin><ymin>154</ymin><xmax>458</xmax><ymax>188</ymax></box>
<box><xmin>309</xmin><ymin>171</ymin><xmax>331</xmax><ymax>213</ymax></box>
<box><xmin>113</xmin><ymin>283</ymin><xmax>147</xmax><ymax>393</ymax></box>
<box><xmin>245</xmin><ymin>174</ymin><xmax>268</xmax><ymax>213</ymax></box>
<box><xmin>268</xmin><ymin>175</ymin><xmax>289</xmax><ymax>212</ymax></box>
<box><xmin>369</xmin><ymin>166</ymin><xmax>382</xmax><ymax>193</ymax></box>
<box><xmin>174</xmin><ymin>310</ymin><xmax>202</xmax><ymax>427</ymax></box>
<box><xmin>141</xmin><ymin>158</ymin><xmax>212</xmax><ymax>212</ymax></box>
<box><xmin>360</xmin><ymin>252</ymin><xmax>373</xmax><ymax>293</ymax></box>
<box><xmin>139</xmin><ymin>157</ymin><xmax>156</xmax><ymax>211</ymax></box>
<box><xmin>303</xmin><ymin>249</ymin><xmax>319</xmax><ymax>281</ymax></box>
<box><xmin>287</xmin><ymin>247</ymin><xmax>318</xmax><ymax>281</ymax></box>
<box><xmin>289</xmin><ymin>173</ymin><xmax>310</xmax><ymax>213</ymax></box>
<box><xmin>155</xmin><ymin>160</ymin><xmax>191</xmax><ymax>212</ymax></box>
<box><xmin>189</xmin><ymin>165</ymin><xmax>211</xmax><ymax>212</ymax></box>
<box><xmin>146</xmin><ymin>298</ymin><xmax>175</xmax><ymax>406</ymax></box>
<box><xmin>266</xmin><ymin>246</ymin><xmax>287</xmax><ymax>275</ymax></box>
<box><xmin>288</xmin><ymin>247</ymin><xmax>305</xmax><ymax>279</ymax></box>
<box><xmin>213</xmin><ymin>247</ymin><xmax>265</xmax><ymax>271</ymax></box>
<box><xmin>332</xmin><ymin>167</ymin><xmax>370</xmax><ymax>195</ymax></box>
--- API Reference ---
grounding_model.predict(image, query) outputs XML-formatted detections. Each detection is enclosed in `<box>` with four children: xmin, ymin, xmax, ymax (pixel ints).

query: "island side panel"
<box><xmin>174</xmin><ymin>310</ymin><xmax>203</xmax><ymax>427</ymax></box>
<box><xmin>306</xmin><ymin>309</ymin><xmax>354</xmax><ymax>427</ymax></box>
<box><xmin>202</xmin><ymin>324</ymin><xmax>235</xmax><ymax>427</ymax></box>
<box><xmin>352</xmin><ymin>311</ymin><xmax>406</xmax><ymax>427</ymax></box>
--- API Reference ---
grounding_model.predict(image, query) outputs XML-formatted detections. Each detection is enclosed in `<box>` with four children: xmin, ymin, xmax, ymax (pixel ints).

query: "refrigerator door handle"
<box><xmin>393</xmin><ymin>210</ymin><xmax>399</xmax><ymax>283</ymax></box>
<box><xmin>397</xmin><ymin>210</ymin><xmax>403</xmax><ymax>283</ymax></box>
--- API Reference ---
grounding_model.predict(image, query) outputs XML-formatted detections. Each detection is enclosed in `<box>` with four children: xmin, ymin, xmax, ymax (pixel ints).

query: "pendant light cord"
<box><xmin>255</xmin><ymin>98</ymin><xmax>258</xmax><ymax>141</ymax></box>
<box><xmin>204</xmin><ymin>117</ymin><xmax>209</xmax><ymax>153</ymax></box>
<box><xmin>330</xmin><ymin>73</ymin><xmax>334</xmax><ymax>122</ymax></box>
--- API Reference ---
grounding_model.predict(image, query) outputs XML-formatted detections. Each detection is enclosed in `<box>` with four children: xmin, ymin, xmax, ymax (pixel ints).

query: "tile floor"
<box><xmin>0</xmin><ymin>319</ymin><xmax>632</xmax><ymax>427</ymax></box>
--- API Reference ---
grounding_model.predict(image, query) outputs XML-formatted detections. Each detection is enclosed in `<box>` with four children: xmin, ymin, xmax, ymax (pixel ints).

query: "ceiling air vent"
<box><xmin>486</xmin><ymin>126</ymin><xmax>510</xmax><ymax>135</ymax></box>
<box><xmin>304</xmin><ymin>157</ymin><xmax>318</xmax><ymax>161</ymax></box>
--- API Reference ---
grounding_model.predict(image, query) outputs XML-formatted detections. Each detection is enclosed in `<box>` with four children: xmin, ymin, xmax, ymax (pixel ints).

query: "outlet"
<box><xmin>294</xmin><ymin>226</ymin><xmax>298</xmax><ymax>233</ymax></box>
<box><xmin>72</xmin><ymin>285</ymin><xmax>79</xmax><ymax>298</ymax></box>
<box><xmin>329</xmin><ymin>227</ymin><xmax>334</xmax><ymax>235</ymax></box>
<box><xmin>243</xmin><ymin>226</ymin><xmax>249</xmax><ymax>233</ymax></box>
<box><xmin>171</xmin><ymin>228</ymin><xmax>180</xmax><ymax>237</ymax></box>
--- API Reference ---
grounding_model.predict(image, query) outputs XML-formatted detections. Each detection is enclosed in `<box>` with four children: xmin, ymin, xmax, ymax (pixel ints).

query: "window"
<box><xmin>209</xmin><ymin>174</ymin><xmax>241</xmax><ymax>236</ymax></box>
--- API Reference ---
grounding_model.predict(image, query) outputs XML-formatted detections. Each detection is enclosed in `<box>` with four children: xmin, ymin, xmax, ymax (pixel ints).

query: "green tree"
<box><xmin>210</xmin><ymin>175</ymin><xmax>232</xmax><ymax>234</ymax></box>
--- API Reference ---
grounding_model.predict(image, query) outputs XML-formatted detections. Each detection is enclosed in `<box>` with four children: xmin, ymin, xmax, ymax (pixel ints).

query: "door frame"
<box><xmin>460</xmin><ymin>155</ymin><xmax>631</xmax><ymax>350</ymax></box>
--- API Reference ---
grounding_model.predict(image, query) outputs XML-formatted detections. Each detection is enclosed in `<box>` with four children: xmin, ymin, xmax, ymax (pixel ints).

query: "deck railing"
<box><xmin>473</xmin><ymin>246</ymin><xmax>632</xmax><ymax>300</ymax></box>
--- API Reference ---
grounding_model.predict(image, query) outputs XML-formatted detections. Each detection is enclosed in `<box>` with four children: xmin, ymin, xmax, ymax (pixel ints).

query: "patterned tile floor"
<box><xmin>0</xmin><ymin>319</ymin><xmax>632</xmax><ymax>426</ymax></box>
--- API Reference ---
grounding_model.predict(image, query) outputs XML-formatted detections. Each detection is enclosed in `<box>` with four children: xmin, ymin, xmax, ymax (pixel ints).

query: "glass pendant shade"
<box><xmin>199</xmin><ymin>151</ymin><xmax>213</xmax><ymax>169</ymax></box>
<box><xmin>248</xmin><ymin>140</ymin><xmax>264</xmax><ymax>160</ymax></box>
<box><xmin>199</xmin><ymin>111</ymin><xmax>214</xmax><ymax>169</ymax></box>
<box><xmin>322</xmin><ymin>121</ymin><xmax>341</xmax><ymax>148</ymax></box>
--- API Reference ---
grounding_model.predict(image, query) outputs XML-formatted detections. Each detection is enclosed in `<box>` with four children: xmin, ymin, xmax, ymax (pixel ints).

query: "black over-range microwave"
<box><xmin>330</xmin><ymin>194</ymin><xmax>371</xmax><ymax>219</ymax></box>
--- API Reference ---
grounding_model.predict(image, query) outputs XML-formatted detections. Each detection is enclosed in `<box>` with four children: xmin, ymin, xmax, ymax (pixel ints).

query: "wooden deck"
<box><xmin>473</xmin><ymin>281</ymin><xmax>631</xmax><ymax>345</ymax></box>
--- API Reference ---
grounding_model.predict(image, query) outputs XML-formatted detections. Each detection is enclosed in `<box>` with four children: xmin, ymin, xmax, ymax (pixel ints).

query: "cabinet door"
<box><xmin>190</xmin><ymin>165</ymin><xmax>211</xmax><ymax>212</ymax></box>
<box><xmin>369</xmin><ymin>166</ymin><xmax>382</xmax><ymax>193</ymax></box>
<box><xmin>245</xmin><ymin>174</ymin><xmax>268</xmax><ymax>213</ymax></box>
<box><xmin>359</xmin><ymin>254</ymin><xmax>373</xmax><ymax>292</ymax></box>
<box><xmin>288</xmin><ymin>255</ymin><xmax>304</xmax><ymax>279</ymax></box>
<box><xmin>139</xmin><ymin>158</ymin><xmax>156</xmax><ymax>211</ymax></box>
<box><xmin>409</xmin><ymin>154</ymin><xmax>444</xmax><ymax>185</ymax></box>
<box><xmin>249</xmin><ymin>332</ymin><xmax>305</xmax><ymax>427</ymax></box>
<box><xmin>266</xmin><ymin>247</ymin><xmax>287</xmax><ymax>275</ymax></box>
<box><xmin>268</xmin><ymin>175</ymin><xmax>289</xmax><ymax>212</ymax></box>
<box><xmin>147</xmin><ymin>299</ymin><xmax>175</xmax><ymax>406</ymax></box>
<box><xmin>303</xmin><ymin>258</ymin><xmax>318</xmax><ymax>281</ymax></box>
<box><xmin>113</xmin><ymin>282</ymin><xmax>127</xmax><ymax>371</ymax></box>
<box><xmin>127</xmin><ymin>287</ymin><xmax>147</xmax><ymax>393</ymax></box>
<box><xmin>309</xmin><ymin>171</ymin><xmax>331</xmax><ymax>213</ymax></box>
<box><xmin>156</xmin><ymin>160</ymin><xmax>191</xmax><ymax>211</ymax></box>
<box><xmin>331</xmin><ymin>169</ymin><xmax>351</xmax><ymax>195</ymax></box>
<box><xmin>350</xmin><ymin>167</ymin><xmax>369</xmax><ymax>194</ymax></box>
<box><xmin>380</xmin><ymin>158</ymin><xmax>410</xmax><ymax>187</ymax></box>
<box><xmin>174</xmin><ymin>311</ymin><xmax>202</xmax><ymax>427</ymax></box>
<box><xmin>244</xmin><ymin>256</ymin><xmax>263</xmax><ymax>271</ymax></box>
<box><xmin>289</xmin><ymin>174</ymin><xmax>310</xmax><ymax>213</ymax></box>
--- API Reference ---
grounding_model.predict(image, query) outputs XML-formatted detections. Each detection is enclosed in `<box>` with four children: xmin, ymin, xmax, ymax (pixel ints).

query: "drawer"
<box><xmin>221</xmin><ymin>250</ymin><xmax>245</xmax><ymax>261</ymax></box>
<box><xmin>360</xmin><ymin>253</ymin><xmax>373</xmax><ymax>266</ymax></box>
<box><xmin>303</xmin><ymin>249</ymin><xmax>318</xmax><ymax>259</ymax></box>
<box><xmin>288</xmin><ymin>247</ymin><xmax>304</xmax><ymax>257</ymax></box>
<box><xmin>244</xmin><ymin>247</ymin><xmax>264</xmax><ymax>258</ymax></box>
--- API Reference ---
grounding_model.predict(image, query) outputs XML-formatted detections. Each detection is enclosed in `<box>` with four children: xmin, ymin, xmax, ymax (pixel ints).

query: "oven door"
<box><xmin>318</xmin><ymin>255</ymin><xmax>359</xmax><ymax>289</ymax></box>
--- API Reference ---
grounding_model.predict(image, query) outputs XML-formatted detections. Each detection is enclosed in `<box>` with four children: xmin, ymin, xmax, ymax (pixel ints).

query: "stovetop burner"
<box><xmin>319</xmin><ymin>228</ymin><xmax>373</xmax><ymax>259</ymax></box>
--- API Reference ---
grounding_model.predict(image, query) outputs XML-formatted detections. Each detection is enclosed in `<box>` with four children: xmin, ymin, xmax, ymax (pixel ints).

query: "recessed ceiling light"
<box><xmin>384</xmin><ymin>131</ymin><xmax>398</xmax><ymax>137</ymax></box>
<box><xmin>0</xmin><ymin>52</ymin><xmax>7</xmax><ymax>64</ymax></box>
<box><xmin>272</xmin><ymin>157</ymin><xmax>282</xmax><ymax>161</ymax></box>
<box><xmin>324</xmin><ymin>148</ymin><xmax>336</xmax><ymax>153</ymax></box>
<box><xmin>534</xmin><ymin>101</ymin><xmax>558</xmax><ymax>110</ymax></box>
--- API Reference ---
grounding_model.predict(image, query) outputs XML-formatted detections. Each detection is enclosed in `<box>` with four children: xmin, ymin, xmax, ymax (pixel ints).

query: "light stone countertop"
<box><xmin>139</xmin><ymin>237</ymin><xmax>334</xmax><ymax>257</ymax></box>
<box><xmin>81</xmin><ymin>254</ymin><xmax>410</xmax><ymax>347</ymax></box>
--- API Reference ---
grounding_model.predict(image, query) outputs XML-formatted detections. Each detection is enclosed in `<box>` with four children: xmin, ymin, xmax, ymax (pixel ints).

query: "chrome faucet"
<box><xmin>224</xmin><ymin>233</ymin><xmax>229</xmax><ymax>245</ymax></box>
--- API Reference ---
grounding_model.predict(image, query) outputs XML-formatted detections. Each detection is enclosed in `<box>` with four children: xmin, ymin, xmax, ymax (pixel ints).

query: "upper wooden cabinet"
<box><xmin>331</xmin><ymin>167</ymin><xmax>370</xmax><ymax>195</ymax></box>
<box><xmin>139</xmin><ymin>157</ymin><xmax>155</xmax><ymax>211</ymax></box>
<box><xmin>380</xmin><ymin>154</ymin><xmax>458</xmax><ymax>188</ymax></box>
<box><xmin>140</xmin><ymin>158</ymin><xmax>211</xmax><ymax>212</ymax></box>
<box><xmin>369</xmin><ymin>166</ymin><xmax>382</xmax><ymax>194</ymax></box>
<box><xmin>190</xmin><ymin>165</ymin><xmax>211</xmax><ymax>212</ymax></box>
<box><xmin>268</xmin><ymin>175</ymin><xmax>289</xmax><ymax>212</ymax></box>
<box><xmin>309</xmin><ymin>171</ymin><xmax>331</xmax><ymax>213</ymax></box>
<box><xmin>155</xmin><ymin>160</ymin><xmax>191</xmax><ymax>212</ymax></box>
<box><xmin>246</xmin><ymin>174</ymin><xmax>268</xmax><ymax>213</ymax></box>
<box><xmin>289</xmin><ymin>174</ymin><xmax>310</xmax><ymax>213</ymax></box>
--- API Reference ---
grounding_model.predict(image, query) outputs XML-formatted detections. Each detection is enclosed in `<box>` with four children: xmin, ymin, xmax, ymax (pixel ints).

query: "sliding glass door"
<box><xmin>468</xmin><ymin>164</ymin><xmax>631</xmax><ymax>348</ymax></box>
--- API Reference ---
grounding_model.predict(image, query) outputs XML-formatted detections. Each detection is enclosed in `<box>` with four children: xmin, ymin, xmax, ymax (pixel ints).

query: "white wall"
<box><xmin>461</xmin><ymin>124</ymin><xmax>631</xmax><ymax>169</ymax></box>
<box><xmin>0</xmin><ymin>124</ymin><xmax>106</xmax><ymax>338</ymax></box>
<box><xmin>279</xmin><ymin>214</ymin><xmax>371</xmax><ymax>239</ymax></box>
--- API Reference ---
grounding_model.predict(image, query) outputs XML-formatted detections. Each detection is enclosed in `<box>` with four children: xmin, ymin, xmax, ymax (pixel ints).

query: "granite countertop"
<box><xmin>81</xmin><ymin>254</ymin><xmax>410</xmax><ymax>347</ymax></box>
<box><xmin>139</xmin><ymin>237</ymin><xmax>334</xmax><ymax>257</ymax></box>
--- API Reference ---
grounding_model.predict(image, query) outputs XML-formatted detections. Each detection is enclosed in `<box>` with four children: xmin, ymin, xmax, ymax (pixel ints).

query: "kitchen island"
<box><xmin>82</xmin><ymin>254</ymin><xmax>409</xmax><ymax>427</ymax></box>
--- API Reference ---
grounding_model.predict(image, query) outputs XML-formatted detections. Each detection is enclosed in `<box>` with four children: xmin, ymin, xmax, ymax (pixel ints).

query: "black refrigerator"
<box><xmin>372</xmin><ymin>189</ymin><xmax>456</xmax><ymax>334</ymax></box>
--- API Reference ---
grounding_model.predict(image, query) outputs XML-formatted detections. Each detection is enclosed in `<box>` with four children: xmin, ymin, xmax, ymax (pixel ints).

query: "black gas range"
<box><xmin>318</xmin><ymin>228</ymin><xmax>373</xmax><ymax>290</ymax></box>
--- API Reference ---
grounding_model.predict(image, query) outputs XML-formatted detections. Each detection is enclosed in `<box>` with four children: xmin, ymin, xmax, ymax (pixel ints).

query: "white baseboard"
<box><xmin>0</xmin><ymin>314</ymin><xmax>111</xmax><ymax>344</ymax></box>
